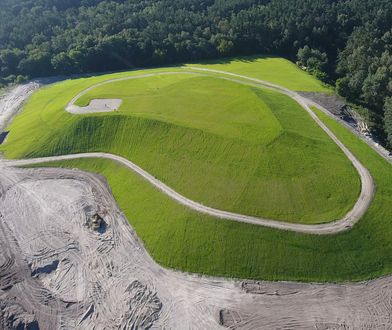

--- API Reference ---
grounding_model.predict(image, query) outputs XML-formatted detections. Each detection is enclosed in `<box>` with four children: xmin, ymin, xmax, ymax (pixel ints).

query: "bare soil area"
<box><xmin>1</xmin><ymin>166</ymin><xmax>392</xmax><ymax>329</ymax></box>
<box><xmin>298</xmin><ymin>92</ymin><xmax>347</xmax><ymax>116</ymax></box>
<box><xmin>0</xmin><ymin>83</ymin><xmax>39</xmax><ymax>132</ymax></box>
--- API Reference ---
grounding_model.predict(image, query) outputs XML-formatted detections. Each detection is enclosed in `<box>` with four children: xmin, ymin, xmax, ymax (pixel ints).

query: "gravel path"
<box><xmin>1</xmin><ymin>149</ymin><xmax>370</xmax><ymax>234</ymax></box>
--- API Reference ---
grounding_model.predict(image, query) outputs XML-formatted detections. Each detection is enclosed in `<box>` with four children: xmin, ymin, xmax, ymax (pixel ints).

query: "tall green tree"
<box><xmin>0</xmin><ymin>0</ymin><xmax>391</xmax><ymax>144</ymax></box>
<box><xmin>384</xmin><ymin>97</ymin><xmax>392</xmax><ymax>146</ymax></box>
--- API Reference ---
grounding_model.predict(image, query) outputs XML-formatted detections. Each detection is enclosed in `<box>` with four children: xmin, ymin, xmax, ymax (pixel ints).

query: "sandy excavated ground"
<box><xmin>1</xmin><ymin>166</ymin><xmax>392</xmax><ymax>329</ymax></box>
<box><xmin>0</xmin><ymin>83</ymin><xmax>39</xmax><ymax>133</ymax></box>
<box><xmin>1</xmin><ymin>81</ymin><xmax>392</xmax><ymax>329</ymax></box>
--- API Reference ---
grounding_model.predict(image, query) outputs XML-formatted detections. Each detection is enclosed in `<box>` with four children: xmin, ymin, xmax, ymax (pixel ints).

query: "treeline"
<box><xmin>0</xmin><ymin>0</ymin><xmax>391</xmax><ymax>145</ymax></box>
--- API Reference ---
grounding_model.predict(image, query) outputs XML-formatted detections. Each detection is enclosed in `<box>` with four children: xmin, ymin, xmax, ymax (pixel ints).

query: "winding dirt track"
<box><xmin>3</xmin><ymin>69</ymin><xmax>375</xmax><ymax>234</ymax></box>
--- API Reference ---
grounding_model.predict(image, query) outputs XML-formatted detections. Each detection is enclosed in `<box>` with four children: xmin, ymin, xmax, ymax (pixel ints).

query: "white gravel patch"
<box><xmin>66</xmin><ymin>99</ymin><xmax>122</xmax><ymax>114</ymax></box>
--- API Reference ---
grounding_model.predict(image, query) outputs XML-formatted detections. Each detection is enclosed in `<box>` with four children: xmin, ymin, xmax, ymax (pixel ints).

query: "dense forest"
<box><xmin>0</xmin><ymin>0</ymin><xmax>391</xmax><ymax>145</ymax></box>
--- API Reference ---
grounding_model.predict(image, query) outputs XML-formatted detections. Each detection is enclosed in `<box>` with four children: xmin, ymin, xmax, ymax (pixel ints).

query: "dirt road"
<box><xmin>1</xmin><ymin>149</ymin><xmax>371</xmax><ymax>234</ymax></box>
<box><xmin>0</xmin><ymin>82</ymin><xmax>39</xmax><ymax>132</ymax></box>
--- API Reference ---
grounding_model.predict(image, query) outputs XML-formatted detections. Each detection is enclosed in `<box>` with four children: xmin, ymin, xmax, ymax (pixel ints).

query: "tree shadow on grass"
<box><xmin>188</xmin><ymin>54</ymin><xmax>281</xmax><ymax>66</ymax></box>
<box><xmin>31</xmin><ymin>54</ymin><xmax>288</xmax><ymax>86</ymax></box>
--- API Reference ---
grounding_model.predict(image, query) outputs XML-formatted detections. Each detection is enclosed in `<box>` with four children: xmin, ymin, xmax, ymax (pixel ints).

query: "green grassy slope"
<box><xmin>185</xmin><ymin>56</ymin><xmax>331</xmax><ymax>92</ymax></box>
<box><xmin>75</xmin><ymin>75</ymin><xmax>283</xmax><ymax>145</ymax></box>
<box><xmin>36</xmin><ymin>107</ymin><xmax>392</xmax><ymax>282</ymax></box>
<box><xmin>1</xmin><ymin>71</ymin><xmax>359</xmax><ymax>224</ymax></box>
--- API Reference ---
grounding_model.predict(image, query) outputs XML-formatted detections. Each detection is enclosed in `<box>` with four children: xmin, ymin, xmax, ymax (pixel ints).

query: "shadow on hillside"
<box><xmin>32</xmin><ymin>54</ymin><xmax>290</xmax><ymax>86</ymax></box>
<box><xmin>188</xmin><ymin>54</ymin><xmax>281</xmax><ymax>66</ymax></box>
<box><xmin>0</xmin><ymin>131</ymin><xmax>9</xmax><ymax>144</ymax></box>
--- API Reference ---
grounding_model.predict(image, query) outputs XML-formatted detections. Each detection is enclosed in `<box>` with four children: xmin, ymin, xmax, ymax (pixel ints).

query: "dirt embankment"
<box><xmin>299</xmin><ymin>91</ymin><xmax>392</xmax><ymax>164</ymax></box>
<box><xmin>0</xmin><ymin>83</ymin><xmax>39</xmax><ymax>134</ymax></box>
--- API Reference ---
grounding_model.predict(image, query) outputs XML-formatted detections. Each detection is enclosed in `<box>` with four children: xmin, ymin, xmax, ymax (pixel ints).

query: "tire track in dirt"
<box><xmin>1</xmin><ymin>166</ymin><xmax>392</xmax><ymax>329</ymax></box>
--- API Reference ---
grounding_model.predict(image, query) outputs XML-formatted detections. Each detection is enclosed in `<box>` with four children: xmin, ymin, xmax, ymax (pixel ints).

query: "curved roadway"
<box><xmin>1</xmin><ymin>68</ymin><xmax>375</xmax><ymax>234</ymax></box>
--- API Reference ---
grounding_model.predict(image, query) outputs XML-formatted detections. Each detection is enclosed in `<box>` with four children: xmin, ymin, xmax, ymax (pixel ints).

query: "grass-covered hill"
<box><xmin>2</xmin><ymin>58</ymin><xmax>359</xmax><ymax>224</ymax></box>
<box><xmin>2</xmin><ymin>57</ymin><xmax>392</xmax><ymax>282</ymax></box>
